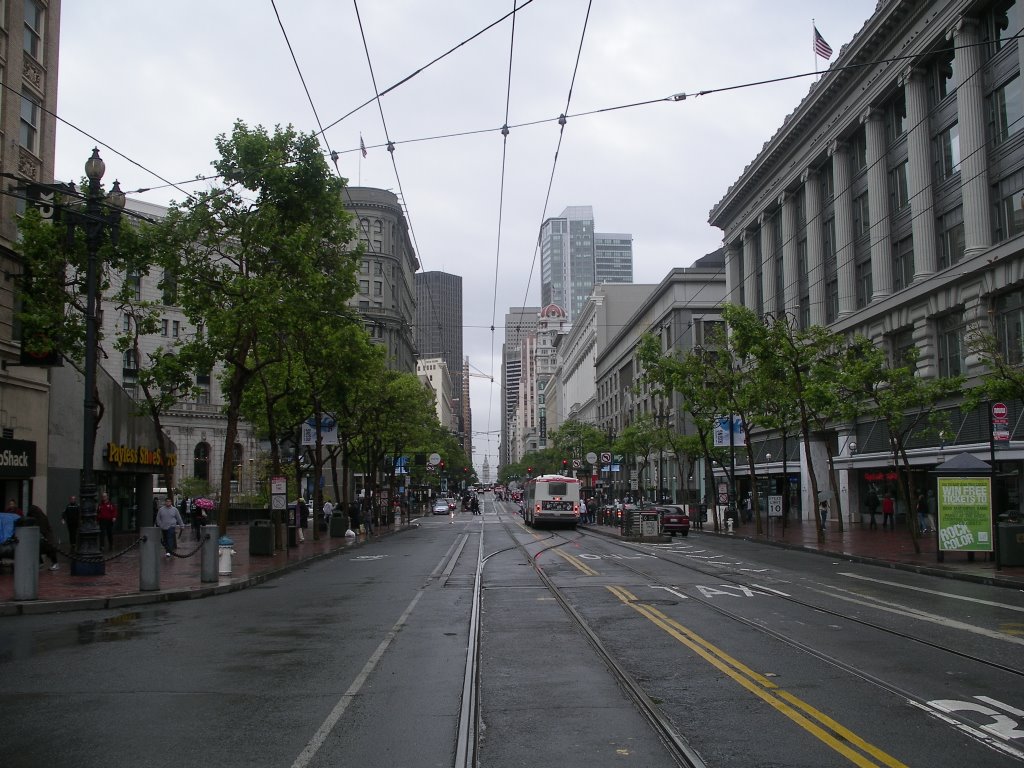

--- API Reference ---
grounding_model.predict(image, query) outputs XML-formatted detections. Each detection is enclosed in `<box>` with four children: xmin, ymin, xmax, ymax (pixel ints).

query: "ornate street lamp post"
<box><xmin>71</xmin><ymin>149</ymin><xmax>125</xmax><ymax>576</ymax></box>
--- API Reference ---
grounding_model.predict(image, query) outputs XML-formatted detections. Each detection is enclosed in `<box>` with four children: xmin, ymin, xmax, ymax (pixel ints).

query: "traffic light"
<box><xmin>463</xmin><ymin>466</ymin><xmax>468</xmax><ymax>473</ymax></box>
<box><xmin>527</xmin><ymin>466</ymin><xmax>533</xmax><ymax>475</ymax></box>
<box><xmin>440</xmin><ymin>460</ymin><xmax>445</xmax><ymax>471</ymax></box>
<box><xmin>562</xmin><ymin>459</ymin><xmax>568</xmax><ymax>471</ymax></box>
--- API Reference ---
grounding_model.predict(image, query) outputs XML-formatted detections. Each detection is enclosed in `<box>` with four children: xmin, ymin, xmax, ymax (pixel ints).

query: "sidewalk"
<box><xmin>0</xmin><ymin>522</ymin><xmax>397</xmax><ymax>616</ymax></box>
<box><xmin>3</xmin><ymin>514</ymin><xmax>1022</xmax><ymax>616</ymax></box>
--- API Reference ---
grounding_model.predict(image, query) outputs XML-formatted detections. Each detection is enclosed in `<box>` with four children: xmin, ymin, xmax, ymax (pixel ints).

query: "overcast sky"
<box><xmin>55</xmin><ymin>0</ymin><xmax>878</xmax><ymax>472</ymax></box>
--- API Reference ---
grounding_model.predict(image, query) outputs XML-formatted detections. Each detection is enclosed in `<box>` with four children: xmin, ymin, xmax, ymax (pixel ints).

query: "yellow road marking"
<box><xmin>606</xmin><ymin>586</ymin><xmax>908</xmax><ymax>768</ymax></box>
<box><xmin>553</xmin><ymin>548</ymin><xmax>599</xmax><ymax>576</ymax></box>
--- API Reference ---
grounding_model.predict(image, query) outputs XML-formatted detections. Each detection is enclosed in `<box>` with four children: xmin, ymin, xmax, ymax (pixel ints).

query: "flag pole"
<box><xmin>813</xmin><ymin>18</ymin><xmax>818</xmax><ymax>78</ymax></box>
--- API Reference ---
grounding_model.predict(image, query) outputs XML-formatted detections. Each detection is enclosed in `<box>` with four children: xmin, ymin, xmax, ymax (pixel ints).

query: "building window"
<box><xmin>196</xmin><ymin>370</ymin><xmax>211</xmax><ymax>405</ymax></box>
<box><xmin>935</xmin><ymin>123</ymin><xmax>960</xmax><ymax>180</ymax></box>
<box><xmin>994</xmin><ymin>287</ymin><xmax>1024</xmax><ymax>365</ymax></box>
<box><xmin>928</xmin><ymin>47</ymin><xmax>956</xmax><ymax>106</ymax></box>
<box><xmin>885</xmin><ymin>89</ymin><xmax>907</xmax><ymax>142</ymax></box>
<box><xmin>161</xmin><ymin>270</ymin><xmax>177</xmax><ymax>305</ymax></box>
<box><xmin>892</xmin><ymin>235</ymin><xmax>914</xmax><ymax>292</ymax></box>
<box><xmin>937</xmin><ymin>313</ymin><xmax>965</xmax><ymax>378</ymax></box>
<box><xmin>853</xmin><ymin>192</ymin><xmax>870</xmax><ymax>238</ymax></box>
<box><xmin>983</xmin><ymin>0</ymin><xmax>1022</xmax><ymax>58</ymax></box>
<box><xmin>161</xmin><ymin>319</ymin><xmax>169</xmax><ymax>337</ymax></box>
<box><xmin>23</xmin><ymin>0</ymin><xmax>42</xmax><ymax>59</ymax></box>
<box><xmin>995</xmin><ymin>169</ymin><xmax>1024</xmax><ymax>241</ymax></box>
<box><xmin>855</xmin><ymin>259</ymin><xmax>873</xmax><ymax>308</ymax></box>
<box><xmin>373</xmin><ymin>280</ymin><xmax>382</xmax><ymax>296</ymax></box>
<box><xmin>850</xmin><ymin>128</ymin><xmax>868</xmax><ymax>173</ymax></box>
<box><xmin>361</xmin><ymin>260</ymin><xmax>369</xmax><ymax>273</ymax></box>
<box><xmin>359</xmin><ymin>279</ymin><xmax>369</xmax><ymax>294</ymax></box>
<box><xmin>989</xmin><ymin>74</ymin><xmax>1024</xmax><ymax>145</ymax></box>
<box><xmin>122</xmin><ymin>314</ymin><xmax>131</xmax><ymax>333</ymax></box>
<box><xmin>172</xmin><ymin>320</ymin><xmax>180</xmax><ymax>338</ymax></box>
<box><xmin>126</xmin><ymin>270</ymin><xmax>142</xmax><ymax>300</ymax></box>
<box><xmin>826</xmin><ymin>278</ymin><xmax>839</xmax><ymax>324</ymax></box>
<box><xmin>123</xmin><ymin>349</ymin><xmax>138</xmax><ymax>372</ymax></box>
<box><xmin>889</xmin><ymin>162</ymin><xmax>909</xmax><ymax>214</ymax></box>
<box><xmin>938</xmin><ymin>207</ymin><xmax>965</xmax><ymax>269</ymax></box>
<box><xmin>194</xmin><ymin>442</ymin><xmax>211</xmax><ymax>482</ymax></box>
<box><xmin>819</xmin><ymin>162</ymin><xmax>834</xmax><ymax>201</ymax></box>
<box><xmin>19</xmin><ymin>90</ymin><xmax>39</xmax><ymax>154</ymax></box>
<box><xmin>890</xmin><ymin>328</ymin><xmax>916</xmax><ymax>370</ymax></box>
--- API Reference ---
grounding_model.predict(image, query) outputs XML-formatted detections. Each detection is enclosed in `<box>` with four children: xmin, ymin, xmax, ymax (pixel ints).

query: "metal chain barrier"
<box><xmin>51</xmin><ymin>536</ymin><xmax>143</xmax><ymax>565</ymax></box>
<box><xmin>167</xmin><ymin>532</ymin><xmax>207</xmax><ymax>559</ymax></box>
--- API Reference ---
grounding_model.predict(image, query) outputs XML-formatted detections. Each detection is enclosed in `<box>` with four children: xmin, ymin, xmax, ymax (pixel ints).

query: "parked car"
<box><xmin>432</xmin><ymin>500</ymin><xmax>451</xmax><ymax>515</ymax></box>
<box><xmin>656</xmin><ymin>505</ymin><xmax>690</xmax><ymax>536</ymax></box>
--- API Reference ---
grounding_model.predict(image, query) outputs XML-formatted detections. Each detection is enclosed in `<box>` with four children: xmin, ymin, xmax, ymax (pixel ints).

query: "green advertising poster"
<box><xmin>937</xmin><ymin>477</ymin><xmax>993</xmax><ymax>553</ymax></box>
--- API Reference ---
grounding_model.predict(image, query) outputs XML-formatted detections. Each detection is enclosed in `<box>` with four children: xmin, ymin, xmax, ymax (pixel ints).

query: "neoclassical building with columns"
<box><xmin>710</xmin><ymin>0</ymin><xmax>1024</xmax><ymax>523</ymax></box>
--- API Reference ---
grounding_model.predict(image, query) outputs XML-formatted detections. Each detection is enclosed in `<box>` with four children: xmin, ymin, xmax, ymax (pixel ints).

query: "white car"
<box><xmin>432</xmin><ymin>500</ymin><xmax>450</xmax><ymax>515</ymax></box>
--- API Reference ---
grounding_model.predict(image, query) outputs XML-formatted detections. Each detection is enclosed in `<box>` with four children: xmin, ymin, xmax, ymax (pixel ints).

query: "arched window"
<box><xmin>194</xmin><ymin>442</ymin><xmax>210</xmax><ymax>482</ymax></box>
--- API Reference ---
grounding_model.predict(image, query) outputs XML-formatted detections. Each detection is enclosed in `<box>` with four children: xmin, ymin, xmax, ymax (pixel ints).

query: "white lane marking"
<box><xmin>650</xmin><ymin>585</ymin><xmax>689</xmax><ymax>600</ymax></box>
<box><xmin>806</xmin><ymin>585</ymin><xmax>1024</xmax><ymax>646</ymax></box>
<box><xmin>750</xmin><ymin>583</ymin><xmax>791</xmax><ymax>596</ymax></box>
<box><xmin>911</xmin><ymin>700</ymin><xmax>1024</xmax><ymax>758</ymax></box>
<box><xmin>978</xmin><ymin>697</ymin><xmax>1024</xmax><ymax>718</ymax></box>
<box><xmin>928</xmin><ymin>698</ymin><xmax>1024</xmax><ymax>742</ymax></box>
<box><xmin>291</xmin><ymin>590</ymin><xmax>424</xmax><ymax>768</ymax></box>
<box><xmin>838</xmin><ymin>572</ymin><xmax>1024</xmax><ymax>613</ymax></box>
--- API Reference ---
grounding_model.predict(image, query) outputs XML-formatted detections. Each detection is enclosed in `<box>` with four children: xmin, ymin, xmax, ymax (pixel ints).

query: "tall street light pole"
<box><xmin>71</xmin><ymin>148</ymin><xmax>125</xmax><ymax>576</ymax></box>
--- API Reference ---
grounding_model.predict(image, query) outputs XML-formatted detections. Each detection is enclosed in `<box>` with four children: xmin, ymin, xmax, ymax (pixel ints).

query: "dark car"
<box><xmin>656</xmin><ymin>505</ymin><xmax>690</xmax><ymax>536</ymax></box>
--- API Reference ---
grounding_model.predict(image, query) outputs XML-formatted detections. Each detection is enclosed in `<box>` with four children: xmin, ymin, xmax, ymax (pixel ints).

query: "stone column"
<box><xmin>743</xmin><ymin>228</ymin><xmax>759</xmax><ymax>314</ymax></box>
<box><xmin>951</xmin><ymin>17</ymin><xmax>991</xmax><ymax>255</ymax></box>
<box><xmin>726</xmin><ymin>240</ymin><xmax>742</xmax><ymax>306</ymax></box>
<box><xmin>830</xmin><ymin>140</ymin><xmax>856</xmax><ymax>317</ymax></box>
<box><xmin>864</xmin><ymin>108</ymin><xmax>893</xmax><ymax>299</ymax></box>
<box><xmin>802</xmin><ymin>168</ymin><xmax>826</xmax><ymax>327</ymax></box>
<box><xmin>902</xmin><ymin>67</ymin><xmax>937</xmax><ymax>279</ymax></box>
<box><xmin>780</xmin><ymin>191</ymin><xmax>800</xmax><ymax>316</ymax></box>
<box><xmin>759</xmin><ymin>211</ymin><xmax>776</xmax><ymax>314</ymax></box>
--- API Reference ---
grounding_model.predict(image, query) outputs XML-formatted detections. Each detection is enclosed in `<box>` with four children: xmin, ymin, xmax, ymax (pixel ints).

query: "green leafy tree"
<box><xmin>156</xmin><ymin>121</ymin><xmax>360</xmax><ymax>532</ymax></box>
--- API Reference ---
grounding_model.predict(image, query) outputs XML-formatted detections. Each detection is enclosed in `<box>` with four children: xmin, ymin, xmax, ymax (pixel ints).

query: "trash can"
<box><xmin>998</xmin><ymin>523</ymin><xmax>1024</xmax><ymax>566</ymax></box>
<box><xmin>249</xmin><ymin>519</ymin><xmax>274</xmax><ymax>556</ymax></box>
<box><xmin>329</xmin><ymin>514</ymin><xmax>347</xmax><ymax>538</ymax></box>
<box><xmin>287</xmin><ymin>525</ymin><xmax>298</xmax><ymax>548</ymax></box>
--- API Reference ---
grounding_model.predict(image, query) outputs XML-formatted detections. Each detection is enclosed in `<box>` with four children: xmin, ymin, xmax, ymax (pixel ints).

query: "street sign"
<box><xmin>572</xmin><ymin>459</ymin><xmax>582</xmax><ymax>469</ymax></box>
<box><xmin>768</xmin><ymin>495</ymin><xmax>783</xmax><ymax>517</ymax></box>
<box><xmin>600</xmin><ymin>451</ymin><xmax>612</xmax><ymax>464</ymax></box>
<box><xmin>993</xmin><ymin>402</ymin><xmax>1009</xmax><ymax>422</ymax></box>
<box><xmin>586</xmin><ymin>451</ymin><xmax>597</xmax><ymax>465</ymax></box>
<box><xmin>271</xmin><ymin>476</ymin><xmax>287</xmax><ymax>495</ymax></box>
<box><xmin>995</xmin><ymin>428</ymin><xmax>1011</xmax><ymax>442</ymax></box>
<box><xmin>428</xmin><ymin>452</ymin><xmax>441</xmax><ymax>466</ymax></box>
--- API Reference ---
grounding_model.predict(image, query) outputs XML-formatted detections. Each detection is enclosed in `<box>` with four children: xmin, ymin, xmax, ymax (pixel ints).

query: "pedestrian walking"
<box><xmin>865</xmin><ymin>487</ymin><xmax>879</xmax><ymax>530</ymax></box>
<box><xmin>97</xmin><ymin>493</ymin><xmax>118</xmax><ymax>550</ymax></box>
<box><xmin>579</xmin><ymin>497</ymin><xmax>588</xmax><ymax>525</ymax></box>
<box><xmin>916</xmin><ymin>491</ymin><xmax>930</xmax><ymax>534</ymax></box>
<box><xmin>818</xmin><ymin>499</ymin><xmax>829</xmax><ymax>531</ymax></box>
<box><xmin>190</xmin><ymin>500</ymin><xmax>209</xmax><ymax>541</ymax></box>
<box><xmin>155</xmin><ymin>496</ymin><xmax>184</xmax><ymax>557</ymax></box>
<box><xmin>881</xmin><ymin>491</ymin><xmax>895</xmax><ymax>530</ymax></box>
<box><xmin>25</xmin><ymin>504</ymin><xmax>59</xmax><ymax>570</ymax></box>
<box><xmin>322</xmin><ymin>498</ymin><xmax>334</xmax><ymax>535</ymax></box>
<box><xmin>62</xmin><ymin>495</ymin><xmax>81</xmax><ymax>549</ymax></box>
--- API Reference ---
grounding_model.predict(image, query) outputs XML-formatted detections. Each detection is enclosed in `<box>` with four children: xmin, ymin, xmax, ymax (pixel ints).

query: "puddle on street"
<box><xmin>0</xmin><ymin>608</ymin><xmax>168</xmax><ymax>662</ymax></box>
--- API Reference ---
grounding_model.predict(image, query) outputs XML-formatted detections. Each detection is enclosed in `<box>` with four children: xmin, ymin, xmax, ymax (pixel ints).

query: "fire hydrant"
<box><xmin>218</xmin><ymin>536</ymin><xmax>236</xmax><ymax>576</ymax></box>
<box><xmin>726</xmin><ymin>517</ymin><xmax>734</xmax><ymax>533</ymax></box>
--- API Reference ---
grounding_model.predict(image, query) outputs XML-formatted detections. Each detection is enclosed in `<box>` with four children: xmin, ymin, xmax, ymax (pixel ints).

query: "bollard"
<box><xmin>218</xmin><ymin>535</ymin><xmax>236</xmax><ymax>575</ymax></box>
<box><xmin>13</xmin><ymin>524</ymin><xmax>40</xmax><ymax>601</ymax></box>
<box><xmin>200</xmin><ymin>525</ymin><xmax>218</xmax><ymax>582</ymax></box>
<box><xmin>139</xmin><ymin>526</ymin><xmax>161</xmax><ymax>591</ymax></box>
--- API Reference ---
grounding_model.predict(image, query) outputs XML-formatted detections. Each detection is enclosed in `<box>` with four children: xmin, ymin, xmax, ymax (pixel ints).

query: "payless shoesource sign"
<box><xmin>105</xmin><ymin>442</ymin><xmax>178</xmax><ymax>470</ymax></box>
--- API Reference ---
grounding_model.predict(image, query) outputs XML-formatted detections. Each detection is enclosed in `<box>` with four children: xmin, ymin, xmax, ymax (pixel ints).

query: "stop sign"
<box><xmin>993</xmin><ymin>402</ymin><xmax>1009</xmax><ymax>421</ymax></box>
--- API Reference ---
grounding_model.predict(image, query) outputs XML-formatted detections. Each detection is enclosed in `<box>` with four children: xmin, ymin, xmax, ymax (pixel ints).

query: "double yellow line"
<box><xmin>606</xmin><ymin>585</ymin><xmax>908</xmax><ymax>768</ymax></box>
<box><xmin>552</xmin><ymin>548</ymin><xmax>600</xmax><ymax>576</ymax></box>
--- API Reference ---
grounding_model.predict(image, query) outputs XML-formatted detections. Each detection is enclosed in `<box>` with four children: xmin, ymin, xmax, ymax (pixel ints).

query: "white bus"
<box><xmin>523</xmin><ymin>474</ymin><xmax>581</xmax><ymax>528</ymax></box>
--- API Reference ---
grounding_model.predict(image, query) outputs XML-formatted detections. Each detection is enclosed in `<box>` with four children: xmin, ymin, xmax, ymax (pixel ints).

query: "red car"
<box><xmin>656</xmin><ymin>505</ymin><xmax>690</xmax><ymax>536</ymax></box>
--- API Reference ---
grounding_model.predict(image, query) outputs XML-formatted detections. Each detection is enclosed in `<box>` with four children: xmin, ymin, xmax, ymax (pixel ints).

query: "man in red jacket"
<box><xmin>97</xmin><ymin>492</ymin><xmax>117</xmax><ymax>550</ymax></box>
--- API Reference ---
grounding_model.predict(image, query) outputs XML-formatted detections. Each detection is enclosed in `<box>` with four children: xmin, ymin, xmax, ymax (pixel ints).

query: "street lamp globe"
<box><xmin>107</xmin><ymin>180</ymin><xmax>126</xmax><ymax>209</ymax></box>
<box><xmin>84</xmin><ymin>147</ymin><xmax>105</xmax><ymax>182</ymax></box>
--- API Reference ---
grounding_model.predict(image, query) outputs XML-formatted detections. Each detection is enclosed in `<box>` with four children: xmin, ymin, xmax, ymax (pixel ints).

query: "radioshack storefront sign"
<box><xmin>0</xmin><ymin>439</ymin><xmax>36</xmax><ymax>478</ymax></box>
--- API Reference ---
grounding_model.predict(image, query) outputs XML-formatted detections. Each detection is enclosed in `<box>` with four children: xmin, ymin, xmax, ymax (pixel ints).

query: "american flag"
<box><xmin>360</xmin><ymin>134</ymin><xmax>367</xmax><ymax>158</ymax></box>
<box><xmin>813</xmin><ymin>26</ymin><xmax>833</xmax><ymax>59</ymax></box>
